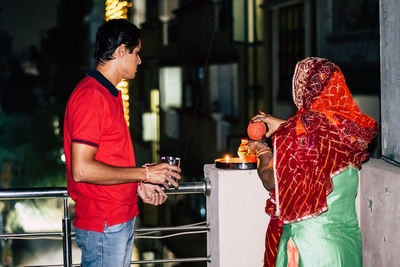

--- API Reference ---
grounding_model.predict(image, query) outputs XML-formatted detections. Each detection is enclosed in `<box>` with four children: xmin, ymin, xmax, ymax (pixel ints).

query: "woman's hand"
<box><xmin>137</xmin><ymin>183</ymin><xmax>168</xmax><ymax>206</ymax></box>
<box><xmin>248</xmin><ymin>140</ymin><xmax>269</xmax><ymax>155</ymax></box>
<box><xmin>250</xmin><ymin>110</ymin><xmax>287</xmax><ymax>138</ymax></box>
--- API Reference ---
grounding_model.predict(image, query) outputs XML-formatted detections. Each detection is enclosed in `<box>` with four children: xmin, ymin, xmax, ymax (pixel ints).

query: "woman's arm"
<box><xmin>257</xmin><ymin>150</ymin><xmax>274</xmax><ymax>191</ymax></box>
<box><xmin>248</xmin><ymin>141</ymin><xmax>275</xmax><ymax>191</ymax></box>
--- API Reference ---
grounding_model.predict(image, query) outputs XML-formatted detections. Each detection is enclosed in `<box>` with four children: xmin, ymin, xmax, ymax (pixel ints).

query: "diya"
<box><xmin>215</xmin><ymin>155</ymin><xmax>257</xmax><ymax>170</ymax></box>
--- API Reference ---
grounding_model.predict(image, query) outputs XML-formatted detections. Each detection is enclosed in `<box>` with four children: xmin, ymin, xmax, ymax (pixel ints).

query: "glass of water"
<box><xmin>161</xmin><ymin>156</ymin><xmax>181</xmax><ymax>188</ymax></box>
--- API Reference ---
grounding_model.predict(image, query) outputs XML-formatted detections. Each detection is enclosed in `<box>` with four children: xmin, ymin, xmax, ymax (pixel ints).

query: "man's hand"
<box><xmin>147</xmin><ymin>163</ymin><xmax>181</xmax><ymax>189</ymax></box>
<box><xmin>137</xmin><ymin>183</ymin><xmax>168</xmax><ymax>206</ymax></box>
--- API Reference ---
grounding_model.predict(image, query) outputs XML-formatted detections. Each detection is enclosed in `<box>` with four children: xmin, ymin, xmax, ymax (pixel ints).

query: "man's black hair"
<box><xmin>94</xmin><ymin>19</ymin><xmax>141</xmax><ymax>65</ymax></box>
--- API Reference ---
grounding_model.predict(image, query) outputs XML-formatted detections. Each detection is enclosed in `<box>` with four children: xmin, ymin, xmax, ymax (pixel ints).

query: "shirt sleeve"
<box><xmin>68</xmin><ymin>88</ymin><xmax>106</xmax><ymax>147</ymax></box>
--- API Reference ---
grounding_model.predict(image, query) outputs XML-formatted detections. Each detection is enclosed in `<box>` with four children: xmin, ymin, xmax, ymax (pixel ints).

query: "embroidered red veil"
<box><xmin>263</xmin><ymin>57</ymin><xmax>378</xmax><ymax>267</ymax></box>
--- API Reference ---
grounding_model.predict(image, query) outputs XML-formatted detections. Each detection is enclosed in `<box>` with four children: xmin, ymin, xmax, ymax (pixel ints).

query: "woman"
<box><xmin>248</xmin><ymin>57</ymin><xmax>378</xmax><ymax>267</ymax></box>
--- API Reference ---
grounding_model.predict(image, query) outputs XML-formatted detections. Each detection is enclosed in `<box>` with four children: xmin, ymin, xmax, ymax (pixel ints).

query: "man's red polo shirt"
<box><xmin>64</xmin><ymin>69</ymin><xmax>138</xmax><ymax>232</ymax></box>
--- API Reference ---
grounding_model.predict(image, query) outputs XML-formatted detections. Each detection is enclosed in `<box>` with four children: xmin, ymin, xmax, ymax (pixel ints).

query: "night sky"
<box><xmin>0</xmin><ymin>0</ymin><xmax>60</xmax><ymax>55</ymax></box>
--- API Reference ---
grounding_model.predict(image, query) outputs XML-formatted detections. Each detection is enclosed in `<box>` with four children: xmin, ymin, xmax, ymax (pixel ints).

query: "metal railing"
<box><xmin>0</xmin><ymin>180</ymin><xmax>211</xmax><ymax>267</ymax></box>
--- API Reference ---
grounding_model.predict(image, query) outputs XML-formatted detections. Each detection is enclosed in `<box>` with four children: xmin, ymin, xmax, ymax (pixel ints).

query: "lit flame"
<box><xmin>225</xmin><ymin>155</ymin><xmax>230</xmax><ymax>162</ymax></box>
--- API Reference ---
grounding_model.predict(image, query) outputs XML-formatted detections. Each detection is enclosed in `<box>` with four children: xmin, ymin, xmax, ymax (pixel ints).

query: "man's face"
<box><xmin>121</xmin><ymin>40</ymin><xmax>142</xmax><ymax>80</ymax></box>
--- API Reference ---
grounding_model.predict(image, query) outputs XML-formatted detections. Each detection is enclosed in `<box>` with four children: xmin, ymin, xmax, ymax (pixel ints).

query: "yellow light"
<box><xmin>225</xmin><ymin>155</ymin><xmax>230</xmax><ymax>162</ymax></box>
<box><xmin>105</xmin><ymin>0</ymin><xmax>131</xmax><ymax>21</ymax></box>
<box><xmin>105</xmin><ymin>1</ymin><xmax>132</xmax><ymax>126</ymax></box>
<box><xmin>116</xmin><ymin>79</ymin><xmax>130</xmax><ymax>126</ymax></box>
<box><xmin>119</xmin><ymin>80</ymin><xmax>128</xmax><ymax>87</ymax></box>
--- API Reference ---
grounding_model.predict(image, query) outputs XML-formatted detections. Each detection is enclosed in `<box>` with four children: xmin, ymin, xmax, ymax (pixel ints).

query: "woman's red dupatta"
<box><xmin>263</xmin><ymin>57</ymin><xmax>378</xmax><ymax>267</ymax></box>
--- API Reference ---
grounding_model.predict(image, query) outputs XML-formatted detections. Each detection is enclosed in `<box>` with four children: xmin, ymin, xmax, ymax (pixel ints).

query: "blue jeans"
<box><xmin>75</xmin><ymin>217</ymin><xmax>136</xmax><ymax>267</ymax></box>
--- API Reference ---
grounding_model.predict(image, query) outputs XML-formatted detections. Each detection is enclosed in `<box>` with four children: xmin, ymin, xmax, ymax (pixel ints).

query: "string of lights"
<box><xmin>105</xmin><ymin>0</ymin><xmax>133</xmax><ymax>126</ymax></box>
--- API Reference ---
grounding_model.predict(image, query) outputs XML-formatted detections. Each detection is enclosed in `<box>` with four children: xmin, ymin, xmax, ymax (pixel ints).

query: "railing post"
<box><xmin>62</xmin><ymin>197</ymin><xmax>72</xmax><ymax>267</ymax></box>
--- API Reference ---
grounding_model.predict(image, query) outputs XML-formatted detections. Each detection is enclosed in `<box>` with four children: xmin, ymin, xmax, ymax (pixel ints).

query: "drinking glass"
<box><xmin>161</xmin><ymin>156</ymin><xmax>181</xmax><ymax>188</ymax></box>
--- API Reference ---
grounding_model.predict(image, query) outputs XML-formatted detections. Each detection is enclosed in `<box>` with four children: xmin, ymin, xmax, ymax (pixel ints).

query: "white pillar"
<box><xmin>205</xmin><ymin>164</ymin><xmax>270</xmax><ymax>267</ymax></box>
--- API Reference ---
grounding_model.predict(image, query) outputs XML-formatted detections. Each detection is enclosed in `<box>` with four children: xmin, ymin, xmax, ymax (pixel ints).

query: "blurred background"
<box><xmin>0</xmin><ymin>0</ymin><xmax>380</xmax><ymax>266</ymax></box>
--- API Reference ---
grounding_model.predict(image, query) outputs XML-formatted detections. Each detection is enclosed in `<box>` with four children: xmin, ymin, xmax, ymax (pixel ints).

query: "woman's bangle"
<box><xmin>256</xmin><ymin>147</ymin><xmax>273</xmax><ymax>158</ymax></box>
<box><xmin>257</xmin><ymin>150</ymin><xmax>273</xmax><ymax>158</ymax></box>
<box><xmin>256</xmin><ymin>147</ymin><xmax>269</xmax><ymax>153</ymax></box>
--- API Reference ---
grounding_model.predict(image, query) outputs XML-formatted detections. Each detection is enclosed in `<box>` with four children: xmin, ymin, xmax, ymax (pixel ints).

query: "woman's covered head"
<box><xmin>291</xmin><ymin>57</ymin><xmax>378</xmax><ymax>141</ymax></box>
<box><xmin>292</xmin><ymin>57</ymin><xmax>340</xmax><ymax>110</ymax></box>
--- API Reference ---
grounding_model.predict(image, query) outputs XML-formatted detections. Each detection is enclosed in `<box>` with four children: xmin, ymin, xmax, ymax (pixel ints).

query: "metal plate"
<box><xmin>215</xmin><ymin>158</ymin><xmax>257</xmax><ymax>170</ymax></box>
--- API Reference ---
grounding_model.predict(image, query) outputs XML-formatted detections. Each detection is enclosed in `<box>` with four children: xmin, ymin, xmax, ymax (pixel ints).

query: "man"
<box><xmin>63</xmin><ymin>19</ymin><xmax>181</xmax><ymax>266</ymax></box>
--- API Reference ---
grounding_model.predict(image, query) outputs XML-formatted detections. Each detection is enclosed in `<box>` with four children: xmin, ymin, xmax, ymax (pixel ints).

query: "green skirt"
<box><xmin>275</xmin><ymin>167</ymin><xmax>362</xmax><ymax>267</ymax></box>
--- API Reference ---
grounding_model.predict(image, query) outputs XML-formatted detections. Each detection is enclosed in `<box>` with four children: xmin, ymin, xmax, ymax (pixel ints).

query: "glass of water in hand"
<box><xmin>161</xmin><ymin>156</ymin><xmax>181</xmax><ymax>188</ymax></box>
